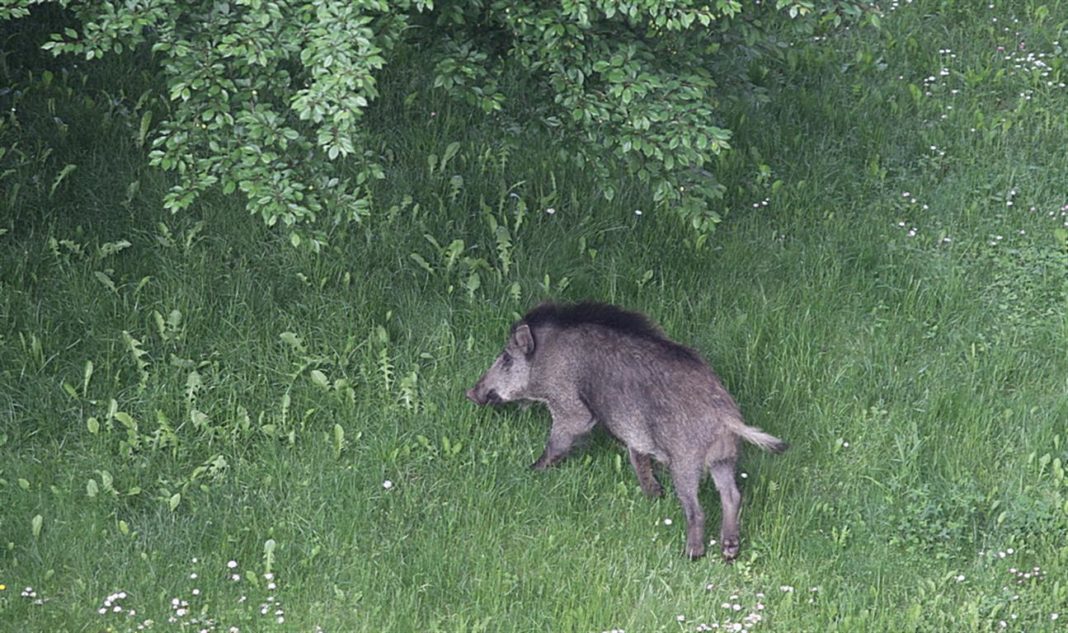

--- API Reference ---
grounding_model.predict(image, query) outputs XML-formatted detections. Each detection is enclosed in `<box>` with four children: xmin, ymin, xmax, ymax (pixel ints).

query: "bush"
<box><xmin>3</xmin><ymin>0</ymin><xmax>877</xmax><ymax>246</ymax></box>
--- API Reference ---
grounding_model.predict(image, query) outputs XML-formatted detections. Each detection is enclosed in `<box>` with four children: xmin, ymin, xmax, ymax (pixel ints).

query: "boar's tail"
<box><xmin>733</xmin><ymin>423</ymin><xmax>789</xmax><ymax>454</ymax></box>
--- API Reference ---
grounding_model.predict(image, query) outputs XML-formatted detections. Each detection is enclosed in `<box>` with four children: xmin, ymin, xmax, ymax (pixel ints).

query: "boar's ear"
<box><xmin>509</xmin><ymin>323</ymin><xmax>535</xmax><ymax>356</ymax></box>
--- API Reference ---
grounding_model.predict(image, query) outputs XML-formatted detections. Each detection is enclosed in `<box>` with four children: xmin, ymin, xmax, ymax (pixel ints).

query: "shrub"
<box><xmin>3</xmin><ymin>0</ymin><xmax>876</xmax><ymax>245</ymax></box>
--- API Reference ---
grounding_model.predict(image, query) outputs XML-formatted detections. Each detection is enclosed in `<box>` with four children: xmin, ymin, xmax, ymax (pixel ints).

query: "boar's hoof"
<box><xmin>640</xmin><ymin>482</ymin><xmax>665</xmax><ymax>498</ymax></box>
<box><xmin>720</xmin><ymin>537</ymin><xmax>740</xmax><ymax>562</ymax></box>
<box><xmin>531</xmin><ymin>450</ymin><xmax>561</xmax><ymax>470</ymax></box>
<box><xmin>685</xmin><ymin>542</ymin><xmax>706</xmax><ymax>561</ymax></box>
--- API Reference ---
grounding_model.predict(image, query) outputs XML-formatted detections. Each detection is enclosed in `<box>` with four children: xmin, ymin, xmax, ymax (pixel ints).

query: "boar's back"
<box><xmin>520</xmin><ymin>301</ymin><xmax>703</xmax><ymax>364</ymax></box>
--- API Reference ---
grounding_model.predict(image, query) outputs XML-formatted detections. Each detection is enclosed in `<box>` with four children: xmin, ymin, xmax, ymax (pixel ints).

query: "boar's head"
<box><xmin>466</xmin><ymin>323</ymin><xmax>535</xmax><ymax>406</ymax></box>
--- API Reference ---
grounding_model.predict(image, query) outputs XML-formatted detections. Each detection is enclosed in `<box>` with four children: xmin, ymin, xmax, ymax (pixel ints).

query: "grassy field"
<box><xmin>2</xmin><ymin>1</ymin><xmax>1067</xmax><ymax>631</ymax></box>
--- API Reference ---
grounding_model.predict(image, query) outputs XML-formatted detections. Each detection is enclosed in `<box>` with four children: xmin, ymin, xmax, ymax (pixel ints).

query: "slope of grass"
<box><xmin>2</xmin><ymin>1</ymin><xmax>1066</xmax><ymax>631</ymax></box>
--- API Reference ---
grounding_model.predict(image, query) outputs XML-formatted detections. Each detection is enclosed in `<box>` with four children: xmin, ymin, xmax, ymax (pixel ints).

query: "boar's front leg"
<box><xmin>628</xmin><ymin>448</ymin><xmax>664</xmax><ymax>497</ymax></box>
<box><xmin>531</xmin><ymin>399</ymin><xmax>594</xmax><ymax>470</ymax></box>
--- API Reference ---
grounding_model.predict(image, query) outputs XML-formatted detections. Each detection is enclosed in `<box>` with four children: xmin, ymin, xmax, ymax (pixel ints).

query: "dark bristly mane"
<box><xmin>521</xmin><ymin>302</ymin><xmax>702</xmax><ymax>362</ymax></box>
<box><xmin>523</xmin><ymin>302</ymin><xmax>665</xmax><ymax>339</ymax></box>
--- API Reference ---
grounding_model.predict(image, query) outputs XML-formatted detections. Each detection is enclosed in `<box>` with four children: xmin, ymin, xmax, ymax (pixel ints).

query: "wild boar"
<box><xmin>466</xmin><ymin>301</ymin><xmax>787</xmax><ymax>561</ymax></box>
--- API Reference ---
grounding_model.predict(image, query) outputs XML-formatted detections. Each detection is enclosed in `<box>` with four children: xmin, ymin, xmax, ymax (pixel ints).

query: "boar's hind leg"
<box><xmin>531</xmin><ymin>401</ymin><xmax>594</xmax><ymax>470</ymax></box>
<box><xmin>710</xmin><ymin>461</ymin><xmax>742</xmax><ymax>561</ymax></box>
<box><xmin>670</xmin><ymin>462</ymin><xmax>706</xmax><ymax>560</ymax></box>
<box><xmin>628</xmin><ymin>448</ymin><xmax>663</xmax><ymax>497</ymax></box>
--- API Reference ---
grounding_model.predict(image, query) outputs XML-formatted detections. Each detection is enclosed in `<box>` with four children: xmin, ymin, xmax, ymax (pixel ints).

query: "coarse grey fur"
<box><xmin>466</xmin><ymin>301</ymin><xmax>788</xmax><ymax>561</ymax></box>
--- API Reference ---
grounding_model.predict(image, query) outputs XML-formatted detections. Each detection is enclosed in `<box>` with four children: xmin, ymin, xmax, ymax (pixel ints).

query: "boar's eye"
<box><xmin>500</xmin><ymin>353</ymin><xmax>513</xmax><ymax>369</ymax></box>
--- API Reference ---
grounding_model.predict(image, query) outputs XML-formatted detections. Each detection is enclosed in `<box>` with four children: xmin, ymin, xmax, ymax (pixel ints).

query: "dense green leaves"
<box><xmin>6</xmin><ymin>0</ymin><xmax>874</xmax><ymax>243</ymax></box>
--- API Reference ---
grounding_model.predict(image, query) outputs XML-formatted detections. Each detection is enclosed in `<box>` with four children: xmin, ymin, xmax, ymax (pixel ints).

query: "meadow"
<box><xmin>1</xmin><ymin>1</ymin><xmax>1066</xmax><ymax>631</ymax></box>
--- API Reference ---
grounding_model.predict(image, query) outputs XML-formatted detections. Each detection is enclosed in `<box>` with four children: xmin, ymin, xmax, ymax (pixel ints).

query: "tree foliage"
<box><xmin>2</xmin><ymin>0</ymin><xmax>876</xmax><ymax>246</ymax></box>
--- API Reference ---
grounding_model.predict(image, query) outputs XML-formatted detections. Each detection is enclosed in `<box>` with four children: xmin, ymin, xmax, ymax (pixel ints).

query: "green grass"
<box><xmin>2</xmin><ymin>1</ymin><xmax>1067</xmax><ymax>631</ymax></box>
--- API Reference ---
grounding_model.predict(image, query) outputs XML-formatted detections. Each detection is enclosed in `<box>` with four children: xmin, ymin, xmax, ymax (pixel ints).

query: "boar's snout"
<box><xmin>465</xmin><ymin>387</ymin><xmax>482</xmax><ymax>404</ymax></box>
<box><xmin>466</xmin><ymin>386</ymin><xmax>501</xmax><ymax>406</ymax></box>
